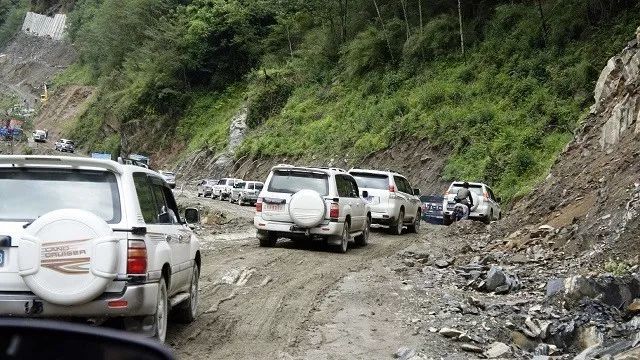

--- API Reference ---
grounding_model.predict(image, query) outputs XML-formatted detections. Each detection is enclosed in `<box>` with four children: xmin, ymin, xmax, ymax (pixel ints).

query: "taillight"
<box><xmin>330</xmin><ymin>203</ymin><xmax>340</xmax><ymax>219</ymax></box>
<box><xmin>127</xmin><ymin>240</ymin><xmax>147</xmax><ymax>275</ymax></box>
<box><xmin>389</xmin><ymin>184</ymin><xmax>396</xmax><ymax>192</ymax></box>
<box><xmin>256</xmin><ymin>198</ymin><xmax>263</xmax><ymax>213</ymax></box>
<box><xmin>483</xmin><ymin>192</ymin><xmax>489</xmax><ymax>200</ymax></box>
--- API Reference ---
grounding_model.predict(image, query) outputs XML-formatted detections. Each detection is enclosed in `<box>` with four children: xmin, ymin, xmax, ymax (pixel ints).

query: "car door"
<box><xmin>486</xmin><ymin>186</ymin><xmax>500</xmax><ymax>219</ymax></box>
<box><xmin>133</xmin><ymin>173</ymin><xmax>186</xmax><ymax>296</ymax></box>
<box><xmin>346</xmin><ymin>176</ymin><xmax>366</xmax><ymax>230</ymax></box>
<box><xmin>393</xmin><ymin>176</ymin><xmax>411</xmax><ymax>218</ymax></box>
<box><xmin>402</xmin><ymin>177</ymin><xmax>421</xmax><ymax>220</ymax></box>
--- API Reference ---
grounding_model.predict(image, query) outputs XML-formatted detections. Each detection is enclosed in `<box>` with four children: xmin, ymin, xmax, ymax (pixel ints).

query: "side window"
<box><xmin>133</xmin><ymin>173</ymin><xmax>157</xmax><ymax>224</ymax></box>
<box><xmin>248</xmin><ymin>183</ymin><xmax>254</xmax><ymax>190</ymax></box>
<box><xmin>404</xmin><ymin>178</ymin><xmax>414</xmax><ymax>194</ymax></box>
<box><xmin>335</xmin><ymin>175</ymin><xmax>350</xmax><ymax>197</ymax></box>
<box><xmin>393</xmin><ymin>176</ymin><xmax>409</xmax><ymax>194</ymax></box>
<box><xmin>151</xmin><ymin>183</ymin><xmax>171</xmax><ymax>224</ymax></box>
<box><xmin>162</xmin><ymin>187</ymin><xmax>181</xmax><ymax>223</ymax></box>
<box><xmin>488</xmin><ymin>187</ymin><xmax>496</xmax><ymax>201</ymax></box>
<box><xmin>348</xmin><ymin>178</ymin><xmax>360</xmax><ymax>198</ymax></box>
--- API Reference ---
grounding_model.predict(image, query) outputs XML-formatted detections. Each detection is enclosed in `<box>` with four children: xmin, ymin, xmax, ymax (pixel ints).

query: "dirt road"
<box><xmin>170</xmin><ymin>194</ymin><xmax>427</xmax><ymax>359</ymax></box>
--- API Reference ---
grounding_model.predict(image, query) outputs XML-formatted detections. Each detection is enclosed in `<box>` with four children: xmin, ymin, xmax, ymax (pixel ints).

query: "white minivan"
<box><xmin>348</xmin><ymin>169</ymin><xmax>422</xmax><ymax>235</ymax></box>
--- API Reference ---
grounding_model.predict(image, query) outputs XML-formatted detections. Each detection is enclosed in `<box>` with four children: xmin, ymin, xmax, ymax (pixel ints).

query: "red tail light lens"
<box><xmin>389</xmin><ymin>184</ymin><xmax>396</xmax><ymax>192</ymax></box>
<box><xmin>330</xmin><ymin>203</ymin><xmax>340</xmax><ymax>218</ymax></box>
<box><xmin>127</xmin><ymin>240</ymin><xmax>147</xmax><ymax>275</ymax></box>
<box><xmin>256</xmin><ymin>198</ymin><xmax>263</xmax><ymax>213</ymax></box>
<box><xmin>483</xmin><ymin>192</ymin><xmax>490</xmax><ymax>200</ymax></box>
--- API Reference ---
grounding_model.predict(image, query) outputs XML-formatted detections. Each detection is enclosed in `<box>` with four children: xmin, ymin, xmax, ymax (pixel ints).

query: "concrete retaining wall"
<box><xmin>21</xmin><ymin>12</ymin><xmax>66</xmax><ymax>40</ymax></box>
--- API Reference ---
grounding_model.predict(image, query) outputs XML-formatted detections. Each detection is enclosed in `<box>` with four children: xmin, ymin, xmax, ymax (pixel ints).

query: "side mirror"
<box><xmin>185</xmin><ymin>208</ymin><xmax>200</xmax><ymax>224</ymax></box>
<box><xmin>413</xmin><ymin>188</ymin><xmax>421</xmax><ymax>196</ymax></box>
<box><xmin>496</xmin><ymin>197</ymin><xmax>502</xmax><ymax>203</ymax></box>
<box><xmin>0</xmin><ymin>319</ymin><xmax>174</xmax><ymax>360</ymax></box>
<box><xmin>362</xmin><ymin>191</ymin><xmax>369</xmax><ymax>198</ymax></box>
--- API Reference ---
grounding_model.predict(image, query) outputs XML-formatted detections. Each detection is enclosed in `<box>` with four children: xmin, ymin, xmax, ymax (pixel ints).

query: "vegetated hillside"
<box><xmin>58</xmin><ymin>0</ymin><xmax>639</xmax><ymax>201</ymax></box>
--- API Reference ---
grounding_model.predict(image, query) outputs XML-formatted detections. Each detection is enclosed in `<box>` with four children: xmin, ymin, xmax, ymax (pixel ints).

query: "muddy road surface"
<box><xmin>170</xmin><ymin>193</ymin><xmax>424</xmax><ymax>359</ymax></box>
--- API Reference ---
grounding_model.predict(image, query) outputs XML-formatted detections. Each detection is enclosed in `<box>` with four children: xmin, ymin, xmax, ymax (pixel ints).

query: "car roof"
<box><xmin>0</xmin><ymin>155</ymin><xmax>166</xmax><ymax>181</ymax></box>
<box><xmin>349</xmin><ymin>168</ymin><xmax>403</xmax><ymax>177</ymax></box>
<box><xmin>270</xmin><ymin>165</ymin><xmax>348</xmax><ymax>176</ymax></box>
<box><xmin>450</xmin><ymin>181</ymin><xmax>486</xmax><ymax>187</ymax></box>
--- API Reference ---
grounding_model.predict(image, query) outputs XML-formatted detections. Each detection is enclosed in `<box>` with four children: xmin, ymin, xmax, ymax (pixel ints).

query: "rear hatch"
<box><xmin>0</xmin><ymin>167</ymin><xmax>127</xmax><ymax>292</ymax></box>
<box><xmin>349</xmin><ymin>172</ymin><xmax>390</xmax><ymax>213</ymax></box>
<box><xmin>260</xmin><ymin>170</ymin><xmax>329</xmax><ymax>223</ymax></box>
<box><xmin>444</xmin><ymin>183</ymin><xmax>484</xmax><ymax>210</ymax></box>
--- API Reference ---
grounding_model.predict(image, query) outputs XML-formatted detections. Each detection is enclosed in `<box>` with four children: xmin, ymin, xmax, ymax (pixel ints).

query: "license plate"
<box><xmin>264</xmin><ymin>204</ymin><xmax>284</xmax><ymax>212</ymax></box>
<box><xmin>0</xmin><ymin>250</ymin><xmax>4</xmax><ymax>267</ymax></box>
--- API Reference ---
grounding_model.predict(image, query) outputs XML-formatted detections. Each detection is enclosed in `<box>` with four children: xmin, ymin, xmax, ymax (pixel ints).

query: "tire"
<box><xmin>443</xmin><ymin>215</ymin><xmax>453</xmax><ymax>226</ymax></box>
<box><xmin>154</xmin><ymin>277</ymin><xmax>169</xmax><ymax>343</ymax></box>
<box><xmin>484</xmin><ymin>210</ymin><xmax>493</xmax><ymax>225</ymax></box>
<box><xmin>173</xmin><ymin>265</ymin><xmax>199</xmax><ymax>323</ymax></box>
<box><xmin>354</xmin><ymin>217</ymin><xmax>370</xmax><ymax>246</ymax></box>
<box><xmin>389</xmin><ymin>210</ymin><xmax>404</xmax><ymax>235</ymax></box>
<box><xmin>197</xmin><ymin>193</ymin><xmax>202</xmax><ymax>198</ymax></box>
<box><xmin>334</xmin><ymin>222</ymin><xmax>350</xmax><ymax>253</ymax></box>
<box><xmin>408</xmin><ymin>210</ymin><xmax>421</xmax><ymax>233</ymax></box>
<box><xmin>259</xmin><ymin>232</ymin><xmax>278</xmax><ymax>247</ymax></box>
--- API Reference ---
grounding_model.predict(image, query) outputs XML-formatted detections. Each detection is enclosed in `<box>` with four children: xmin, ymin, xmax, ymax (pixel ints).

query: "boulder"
<box><xmin>485</xmin><ymin>342</ymin><xmax>511</xmax><ymax>359</ymax></box>
<box><xmin>439</xmin><ymin>328</ymin><xmax>464</xmax><ymax>338</ymax></box>
<box><xmin>393</xmin><ymin>347</ymin><xmax>416</xmax><ymax>360</ymax></box>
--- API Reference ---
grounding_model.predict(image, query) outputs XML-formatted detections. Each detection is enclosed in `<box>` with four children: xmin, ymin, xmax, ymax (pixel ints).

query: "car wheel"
<box><xmin>390</xmin><ymin>210</ymin><xmax>404</xmax><ymax>235</ymax></box>
<box><xmin>484</xmin><ymin>210</ymin><xmax>493</xmax><ymax>225</ymax></box>
<box><xmin>354</xmin><ymin>217</ymin><xmax>370</xmax><ymax>246</ymax></box>
<box><xmin>498</xmin><ymin>212</ymin><xmax>502</xmax><ymax>220</ymax></box>
<box><xmin>173</xmin><ymin>265</ymin><xmax>199</xmax><ymax>323</ymax></box>
<box><xmin>408</xmin><ymin>210</ymin><xmax>421</xmax><ymax>233</ymax></box>
<box><xmin>259</xmin><ymin>232</ymin><xmax>278</xmax><ymax>247</ymax></box>
<box><xmin>197</xmin><ymin>193</ymin><xmax>201</xmax><ymax>197</ymax></box>
<box><xmin>443</xmin><ymin>215</ymin><xmax>453</xmax><ymax>226</ymax></box>
<box><xmin>154</xmin><ymin>277</ymin><xmax>169</xmax><ymax>343</ymax></box>
<box><xmin>334</xmin><ymin>222</ymin><xmax>350</xmax><ymax>253</ymax></box>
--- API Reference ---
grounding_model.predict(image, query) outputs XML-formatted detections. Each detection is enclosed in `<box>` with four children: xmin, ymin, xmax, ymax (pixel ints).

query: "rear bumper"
<box><xmin>254</xmin><ymin>217</ymin><xmax>344</xmax><ymax>237</ymax></box>
<box><xmin>371</xmin><ymin>212</ymin><xmax>395</xmax><ymax>225</ymax></box>
<box><xmin>0</xmin><ymin>282</ymin><xmax>158</xmax><ymax>318</ymax></box>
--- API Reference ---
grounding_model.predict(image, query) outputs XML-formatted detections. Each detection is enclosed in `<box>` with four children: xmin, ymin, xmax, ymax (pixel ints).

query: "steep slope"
<box><xmin>507</xmin><ymin>29</ymin><xmax>640</xmax><ymax>265</ymax></box>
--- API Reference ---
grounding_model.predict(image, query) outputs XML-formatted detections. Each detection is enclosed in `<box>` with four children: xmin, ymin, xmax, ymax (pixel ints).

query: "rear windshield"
<box><xmin>350</xmin><ymin>172</ymin><xmax>389</xmax><ymax>190</ymax></box>
<box><xmin>268</xmin><ymin>170</ymin><xmax>328</xmax><ymax>196</ymax></box>
<box><xmin>0</xmin><ymin>168</ymin><xmax>121</xmax><ymax>223</ymax></box>
<box><xmin>450</xmin><ymin>183</ymin><xmax>483</xmax><ymax>196</ymax></box>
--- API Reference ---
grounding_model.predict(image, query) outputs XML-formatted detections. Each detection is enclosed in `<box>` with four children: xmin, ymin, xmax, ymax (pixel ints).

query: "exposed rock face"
<box><xmin>507</xmin><ymin>30</ymin><xmax>640</xmax><ymax>264</ymax></box>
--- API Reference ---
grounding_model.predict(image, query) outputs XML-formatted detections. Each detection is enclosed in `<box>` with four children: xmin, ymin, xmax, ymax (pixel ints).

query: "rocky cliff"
<box><xmin>508</xmin><ymin>27</ymin><xmax>640</xmax><ymax>266</ymax></box>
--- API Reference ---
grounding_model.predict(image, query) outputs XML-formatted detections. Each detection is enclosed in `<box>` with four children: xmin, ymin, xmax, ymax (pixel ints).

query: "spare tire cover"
<box><xmin>289</xmin><ymin>190</ymin><xmax>326</xmax><ymax>228</ymax></box>
<box><xmin>19</xmin><ymin>209</ymin><xmax>119</xmax><ymax>306</ymax></box>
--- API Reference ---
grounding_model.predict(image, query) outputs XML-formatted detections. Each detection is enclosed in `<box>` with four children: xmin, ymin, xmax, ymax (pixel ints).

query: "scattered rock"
<box><xmin>393</xmin><ymin>347</ymin><xmax>416</xmax><ymax>360</ymax></box>
<box><xmin>629</xmin><ymin>298</ymin><xmax>640</xmax><ymax>313</ymax></box>
<box><xmin>460</xmin><ymin>343</ymin><xmax>484</xmax><ymax>353</ymax></box>
<box><xmin>485</xmin><ymin>342</ymin><xmax>511</xmax><ymax>358</ymax></box>
<box><xmin>435</xmin><ymin>259</ymin><xmax>453</xmax><ymax>268</ymax></box>
<box><xmin>439</xmin><ymin>327</ymin><xmax>464</xmax><ymax>338</ymax></box>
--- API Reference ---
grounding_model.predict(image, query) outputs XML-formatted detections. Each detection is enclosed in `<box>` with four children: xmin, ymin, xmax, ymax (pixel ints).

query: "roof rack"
<box><xmin>0</xmin><ymin>155</ymin><xmax>123</xmax><ymax>174</ymax></box>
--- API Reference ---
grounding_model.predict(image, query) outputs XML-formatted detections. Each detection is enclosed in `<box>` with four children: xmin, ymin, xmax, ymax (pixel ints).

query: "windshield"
<box><xmin>350</xmin><ymin>172</ymin><xmax>389</xmax><ymax>190</ymax></box>
<box><xmin>0</xmin><ymin>168</ymin><xmax>121</xmax><ymax>223</ymax></box>
<box><xmin>268</xmin><ymin>170</ymin><xmax>328</xmax><ymax>195</ymax></box>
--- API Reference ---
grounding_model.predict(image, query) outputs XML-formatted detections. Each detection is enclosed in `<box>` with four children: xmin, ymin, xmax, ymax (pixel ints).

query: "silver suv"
<box><xmin>254</xmin><ymin>166</ymin><xmax>371</xmax><ymax>253</ymax></box>
<box><xmin>349</xmin><ymin>169</ymin><xmax>422</xmax><ymax>235</ymax></box>
<box><xmin>213</xmin><ymin>178</ymin><xmax>243</xmax><ymax>200</ymax></box>
<box><xmin>0</xmin><ymin>156</ymin><xmax>202</xmax><ymax>343</ymax></box>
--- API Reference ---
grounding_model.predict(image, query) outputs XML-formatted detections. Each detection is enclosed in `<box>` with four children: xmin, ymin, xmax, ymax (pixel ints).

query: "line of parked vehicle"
<box><xmin>197</xmin><ymin>165</ymin><xmax>503</xmax><ymax>254</ymax></box>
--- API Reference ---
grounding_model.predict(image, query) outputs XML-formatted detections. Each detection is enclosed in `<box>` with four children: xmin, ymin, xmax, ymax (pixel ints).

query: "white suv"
<box><xmin>254</xmin><ymin>166</ymin><xmax>371</xmax><ymax>253</ymax></box>
<box><xmin>229</xmin><ymin>181</ymin><xmax>264</xmax><ymax>205</ymax></box>
<box><xmin>213</xmin><ymin>178</ymin><xmax>243</xmax><ymax>200</ymax></box>
<box><xmin>349</xmin><ymin>169</ymin><xmax>422</xmax><ymax>235</ymax></box>
<box><xmin>442</xmin><ymin>181</ymin><xmax>502</xmax><ymax>225</ymax></box>
<box><xmin>0</xmin><ymin>156</ymin><xmax>201</xmax><ymax>343</ymax></box>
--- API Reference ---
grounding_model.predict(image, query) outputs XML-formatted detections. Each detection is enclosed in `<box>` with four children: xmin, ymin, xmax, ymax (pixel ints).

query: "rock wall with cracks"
<box><xmin>507</xmin><ymin>25</ymin><xmax>640</xmax><ymax>264</ymax></box>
